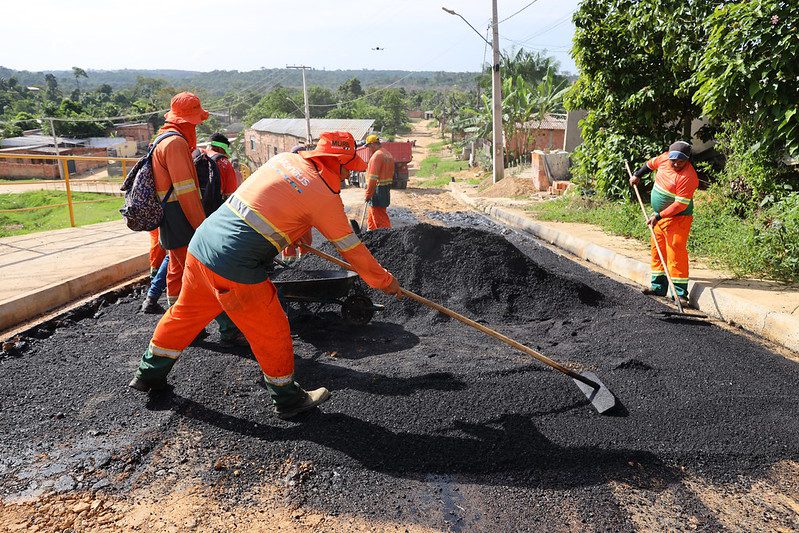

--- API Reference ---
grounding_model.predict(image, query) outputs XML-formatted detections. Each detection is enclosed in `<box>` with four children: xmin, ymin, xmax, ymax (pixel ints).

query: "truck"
<box><xmin>350</xmin><ymin>141</ymin><xmax>413</xmax><ymax>190</ymax></box>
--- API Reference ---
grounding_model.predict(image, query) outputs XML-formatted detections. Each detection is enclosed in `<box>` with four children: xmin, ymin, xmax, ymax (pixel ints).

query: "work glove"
<box><xmin>381</xmin><ymin>276</ymin><xmax>403</xmax><ymax>299</ymax></box>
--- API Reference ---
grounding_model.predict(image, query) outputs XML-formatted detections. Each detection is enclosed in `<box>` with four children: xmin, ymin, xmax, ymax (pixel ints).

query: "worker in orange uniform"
<box><xmin>129</xmin><ymin>131</ymin><xmax>403</xmax><ymax>419</ymax></box>
<box><xmin>153</xmin><ymin>92</ymin><xmax>208</xmax><ymax>306</ymax></box>
<box><xmin>363</xmin><ymin>134</ymin><xmax>395</xmax><ymax>230</ymax></box>
<box><xmin>629</xmin><ymin>141</ymin><xmax>698</xmax><ymax>306</ymax></box>
<box><xmin>148</xmin><ymin>229</ymin><xmax>166</xmax><ymax>279</ymax></box>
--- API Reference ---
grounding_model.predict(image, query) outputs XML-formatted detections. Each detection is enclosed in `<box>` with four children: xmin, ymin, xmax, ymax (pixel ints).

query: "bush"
<box><xmin>748</xmin><ymin>193</ymin><xmax>799</xmax><ymax>281</ymax></box>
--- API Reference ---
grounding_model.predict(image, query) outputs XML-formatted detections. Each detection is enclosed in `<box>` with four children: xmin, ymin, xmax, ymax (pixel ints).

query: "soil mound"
<box><xmin>293</xmin><ymin>224</ymin><xmax>605</xmax><ymax>324</ymax></box>
<box><xmin>478</xmin><ymin>177</ymin><xmax>537</xmax><ymax>198</ymax></box>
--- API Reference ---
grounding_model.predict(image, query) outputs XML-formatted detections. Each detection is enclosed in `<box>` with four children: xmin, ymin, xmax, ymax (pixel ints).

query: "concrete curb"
<box><xmin>0</xmin><ymin>253</ymin><xmax>149</xmax><ymax>332</ymax></box>
<box><xmin>450</xmin><ymin>185</ymin><xmax>799</xmax><ymax>353</ymax></box>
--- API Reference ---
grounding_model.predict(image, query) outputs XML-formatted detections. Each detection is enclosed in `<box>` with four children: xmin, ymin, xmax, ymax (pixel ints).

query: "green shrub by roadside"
<box><xmin>527</xmin><ymin>188</ymin><xmax>798</xmax><ymax>282</ymax></box>
<box><xmin>0</xmin><ymin>191</ymin><xmax>121</xmax><ymax>237</ymax></box>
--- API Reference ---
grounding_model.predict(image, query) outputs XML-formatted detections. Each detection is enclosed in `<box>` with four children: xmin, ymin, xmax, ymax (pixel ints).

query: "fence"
<box><xmin>0</xmin><ymin>153</ymin><xmax>138</xmax><ymax>229</ymax></box>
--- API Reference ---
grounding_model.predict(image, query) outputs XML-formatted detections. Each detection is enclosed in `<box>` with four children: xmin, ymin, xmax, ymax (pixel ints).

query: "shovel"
<box><xmin>299</xmin><ymin>243</ymin><xmax>618</xmax><ymax>415</ymax></box>
<box><xmin>349</xmin><ymin>202</ymin><xmax>369</xmax><ymax>235</ymax></box>
<box><xmin>624</xmin><ymin>161</ymin><xmax>707</xmax><ymax>320</ymax></box>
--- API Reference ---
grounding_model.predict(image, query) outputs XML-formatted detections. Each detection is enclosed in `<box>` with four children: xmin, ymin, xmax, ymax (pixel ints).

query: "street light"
<box><xmin>442</xmin><ymin>4</ymin><xmax>504</xmax><ymax>183</ymax></box>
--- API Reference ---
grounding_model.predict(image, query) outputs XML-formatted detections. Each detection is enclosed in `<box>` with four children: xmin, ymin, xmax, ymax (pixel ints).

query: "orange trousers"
<box><xmin>148</xmin><ymin>229</ymin><xmax>166</xmax><ymax>274</ymax></box>
<box><xmin>650</xmin><ymin>215</ymin><xmax>692</xmax><ymax>297</ymax></box>
<box><xmin>166</xmin><ymin>246</ymin><xmax>188</xmax><ymax>303</ymax></box>
<box><xmin>367</xmin><ymin>206</ymin><xmax>391</xmax><ymax>230</ymax></box>
<box><xmin>150</xmin><ymin>253</ymin><xmax>294</xmax><ymax>383</ymax></box>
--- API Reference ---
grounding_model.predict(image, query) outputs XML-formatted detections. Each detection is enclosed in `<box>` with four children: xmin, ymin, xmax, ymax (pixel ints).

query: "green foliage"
<box><xmin>0</xmin><ymin>191</ymin><xmax>121</xmax><ymax>237</ymax></box>
<box><xmin>416</xmin><ymin>154</ymin><xmax>468</xmax><ymax>179</ymax></box>
<box><xmin>747</xmin><ymin>193</ymin><xmax>799</xmax><ymax>280</ymax></box>
<box><xmin>567</xmin><ymin>0</ymin><xmax>719</xmax><ymax>198</ymax></box>
<box><xmin>693</xmin><ymin>0</ymin><xmax>799</xmax><ymax>156</ymax></box>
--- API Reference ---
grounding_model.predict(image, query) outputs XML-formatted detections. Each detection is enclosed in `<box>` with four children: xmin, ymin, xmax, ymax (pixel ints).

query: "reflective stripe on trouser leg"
<box><xmin>135</xmin><ymin>342</ymin><xmax>181</xmax><ymax>382</ymax></box>
<box><xmin>137</xmin><ymin>253</ymin><xmax>224</xmax><ymax>381</ymax></box>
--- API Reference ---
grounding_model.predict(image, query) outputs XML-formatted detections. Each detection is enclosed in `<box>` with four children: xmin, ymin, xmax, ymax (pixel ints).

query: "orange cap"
<box><xmin>164</xmin><ymin>92</ymin><xmax>209</xmax><ymax>125</ymax></box>
<box><xmin>300</xmin><ymin>131</ymin><xmax>367</xmax><ymax>172</ymax></box>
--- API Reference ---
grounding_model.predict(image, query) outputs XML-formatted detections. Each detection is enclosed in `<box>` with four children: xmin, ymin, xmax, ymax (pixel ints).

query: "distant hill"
<box><xmin>0</xmin><ymin>67</ymin><xmax>480</xmax><ymax>94</ymax></box>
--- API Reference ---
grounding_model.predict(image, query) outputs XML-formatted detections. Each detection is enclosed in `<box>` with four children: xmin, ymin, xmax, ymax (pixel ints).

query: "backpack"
<box><xmin>193</xmin><ymin>149</ymin><xmax>224</xmax><ymax>216</ymax></box>
<box><xmin>119</xmin><ymin>132</ymin><xmax>182</xmax><ymax>231</ymax></box>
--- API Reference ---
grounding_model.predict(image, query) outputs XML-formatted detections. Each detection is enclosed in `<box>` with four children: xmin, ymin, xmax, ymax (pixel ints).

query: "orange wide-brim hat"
<box><xmin>164</xmin><ymin>92</ymin><xmax>209</xmax><ymax>125</ymax></box>
<box><xmin>300</xmin><ymin>131</ymin><xmax>367</xmax><ymax>173</ymax></box>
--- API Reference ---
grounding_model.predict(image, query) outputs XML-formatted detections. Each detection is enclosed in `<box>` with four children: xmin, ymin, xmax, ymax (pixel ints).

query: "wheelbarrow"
<box><xmin>272</xmin><ymin>269</ymin><xmax>383</xmax><ymax>325</ymax></box>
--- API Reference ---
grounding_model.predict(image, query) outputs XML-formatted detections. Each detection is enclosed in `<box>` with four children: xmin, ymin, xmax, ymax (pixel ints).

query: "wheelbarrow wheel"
<box><xmin>341</xmin><ymin>294</ymin><xmax>375</xmax><ymax>325</ymax></box>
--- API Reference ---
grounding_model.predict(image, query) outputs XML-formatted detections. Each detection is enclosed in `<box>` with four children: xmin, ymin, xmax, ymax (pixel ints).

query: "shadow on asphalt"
<box><xmin>155</xmin><ymin>392</ymin><xmax>667</xmax><ymax>490</ymax></box>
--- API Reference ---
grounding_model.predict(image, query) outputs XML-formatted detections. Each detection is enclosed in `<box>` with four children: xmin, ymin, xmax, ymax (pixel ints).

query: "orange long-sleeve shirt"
<box><xmin>189</xmin><ymin>153</ymin><xmax>394</xmax><ymax>288</ymax></box>
<box><xmin>365</xmin><ymin>147</ymin><xmax>395</xmax><ymax>198</ymax></box>
<box><xmin>152</xmin><ymin>135</ymin><xmax>205</xmax><ymax>230</ymax></box>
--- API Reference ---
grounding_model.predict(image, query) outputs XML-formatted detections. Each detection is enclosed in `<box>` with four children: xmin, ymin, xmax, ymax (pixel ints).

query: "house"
<box><xmin>506</xmin><ymin>114</ymin><xmax>568</xmax><ymax>156</ymax></box>
<box><xmin>112</xmin><ymin>122</ymin><xmax>154</xmax><ymax>152</ymax></box>
<box><xmin>244</xmin><ymin>118</ymin><xmax>375</xmax><ymax>167</ymax></box>
<box><xmin>0</xmin><ymin>135</ymin><xmax>131</xmax><ymax>179</ymax></box>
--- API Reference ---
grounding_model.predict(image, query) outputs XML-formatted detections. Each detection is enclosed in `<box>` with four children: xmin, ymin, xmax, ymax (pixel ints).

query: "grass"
<box><xmin>416</xmin><ymin>149</ymin><xmax>470</xmax><ymax>188</ymax></box>
<box><xmin>525</xmin><ymin>191</ymin><xmax>774</xmax><ymax>279</ymax></box>
<box><xmin>0</xmin><ymin>191</ymin><xmax>122</xmax><ymax>237</ymax></box>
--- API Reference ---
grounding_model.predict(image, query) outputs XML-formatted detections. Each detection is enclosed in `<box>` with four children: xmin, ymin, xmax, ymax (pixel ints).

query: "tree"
<box><xmin>72</xmin><ymin>66</ymin><xmax>88</xmax><ymax>95</ymax></box>
<box><xmin>566</xmin><ymin>0</ymin><xmax>721</xmax><ymax>198</ymax></box>
<box><xmin>338</xmin><ymin>78</ymin><xmax>364</xmax><ymax>100</ymax></box>
<box><xmin>44</xmin><ymin>74</ymin><xmax>61</xmax><ymax>102</ymax></box>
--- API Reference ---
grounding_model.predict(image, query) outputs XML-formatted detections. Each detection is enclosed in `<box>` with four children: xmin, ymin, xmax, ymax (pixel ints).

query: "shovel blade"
<box><xmin>572</xmin><ymin>371</ymin><xmax>617</xmax><ymax>415</ymax></box>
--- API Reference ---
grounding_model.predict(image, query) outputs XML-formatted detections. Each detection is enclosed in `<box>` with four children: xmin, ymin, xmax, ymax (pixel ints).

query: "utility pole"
<box><xmin>442</xmin><ymin>4</ymin><xmax>504</xmax><ymax>183</ymax></box>
<box><xmin>490</xmin><ymin>0</ymin><xmax>504</xmax><ymax>183</ymax></box>
<box><xmin>287</xmin><ymin>65</ymin><xmax>312</xmax><ymax>145</ymax></box>
<box><xmin>49</xmin><ymin>118</ymin><xmax>64</xmax><ymax>181</ymax></box>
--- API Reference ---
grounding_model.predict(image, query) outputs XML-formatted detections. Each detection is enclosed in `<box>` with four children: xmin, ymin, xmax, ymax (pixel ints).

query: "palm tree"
<box><xmin>72</xmin><ymin>67</ymin><xmax>88</xmax><ymax>95</ymax></box>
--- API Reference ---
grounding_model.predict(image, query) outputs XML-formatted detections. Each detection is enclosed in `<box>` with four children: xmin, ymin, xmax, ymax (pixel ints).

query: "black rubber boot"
<box><xmin>128</xmin><ymin>375</ymin><xmax>167</xmax><ymax>392</ymax></box>
<box><xmin>641</xmin><ymin>288</ymin><xmax>666</xmax><ymax>297</ymax></box>
<box><xmin>140</xmin><ymin>296</ymin><xmax>164</xmax><ymax>314</ymax></box>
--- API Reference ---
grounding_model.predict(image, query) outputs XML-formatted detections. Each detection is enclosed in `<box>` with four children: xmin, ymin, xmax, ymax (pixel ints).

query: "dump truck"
<box><xmin>351</xmin><ymin>141</ymin><xmax>413</xmax><ymax>189</ymax></box>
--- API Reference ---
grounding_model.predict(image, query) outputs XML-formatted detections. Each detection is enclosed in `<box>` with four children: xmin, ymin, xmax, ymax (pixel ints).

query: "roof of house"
<box><xmin>249</xmin><ymin>118</ymin><xmax>375</xmax><ymax>140</ymax></box>
<box><xmin>520</xmin><ymin>114</ymin><xmax>568</xmax><ymax>130</ymax></box>
<box><xmin>0</xmin><ymin>135</ymin><xmax>83</xmax><ymax>148</ymax></box>
<box><xmin>85</xmin><ymin>137</ymin><xmax>130</xmax><ymax>148</ymax></box>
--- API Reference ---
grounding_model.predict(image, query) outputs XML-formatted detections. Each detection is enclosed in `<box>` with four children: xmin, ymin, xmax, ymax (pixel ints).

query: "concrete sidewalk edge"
<box><xmin>0</xmin><ymin>253</ymin><xmax>149</xmax><ymax>332</ymax></box>
<box><xmin>450</xmin><ymin>184</ymin><xmax>799</xmax><ymax>353</ymax></box>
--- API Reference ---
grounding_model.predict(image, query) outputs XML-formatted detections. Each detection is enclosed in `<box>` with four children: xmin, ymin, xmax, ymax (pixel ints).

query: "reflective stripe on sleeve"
<box><xmin>225</xmin><ymin>195</ymin><xmax>290</xmax><ymax>251</ymax></box>
<box><xmin>331</xmin><ymin>232</ymin><xmax>361</xmax><ymax>253</ymax></box>
<box><xmin>675</xmin><ymin>195</ymin><xmax>691</xmax><ymax>205</ymax></box>
<box><xmin>173</xmin><ymin>179</ymin><xmax>197</xmax><ymax>194</ymax></box>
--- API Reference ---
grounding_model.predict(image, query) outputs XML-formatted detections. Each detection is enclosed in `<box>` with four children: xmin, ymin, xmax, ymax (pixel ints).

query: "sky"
<box><xmin>6</xmin><ymin>0</ymin><xmax>580</xmax><ymax>74</ymax></box>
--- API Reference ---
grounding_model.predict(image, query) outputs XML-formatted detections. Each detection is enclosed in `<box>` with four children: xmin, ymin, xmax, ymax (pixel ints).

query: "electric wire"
<box><xmin>498</xmin><ymin>0</ymin><xmax>540</xmax><ymax>24</ymax></box>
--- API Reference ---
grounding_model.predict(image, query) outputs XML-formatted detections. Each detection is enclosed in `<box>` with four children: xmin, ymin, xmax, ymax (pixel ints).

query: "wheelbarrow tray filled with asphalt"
<box><xmin>272</xmin><ymin>269</ymin><xmax>383</xmax><ymax>325</ymax></box>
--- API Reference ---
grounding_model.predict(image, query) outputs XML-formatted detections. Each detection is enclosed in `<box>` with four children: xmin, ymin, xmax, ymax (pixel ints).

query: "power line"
<box><xmin>498</xmin><ymin>0</ymin><xmax>540</xmax><ymax>24</ymax></box>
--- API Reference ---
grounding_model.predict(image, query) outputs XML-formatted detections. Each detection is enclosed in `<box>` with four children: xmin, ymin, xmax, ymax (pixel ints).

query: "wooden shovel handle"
<box><xmin>299</xmin><ymin>243</ymin><xmax>597</xmax><ymax>388</ymax></box>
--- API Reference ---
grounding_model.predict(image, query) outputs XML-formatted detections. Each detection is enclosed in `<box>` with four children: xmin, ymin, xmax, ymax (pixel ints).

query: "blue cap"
<box><xmin>668</xmin><ymin>150</ymin><xmax>690</xmax><ymax>161</ymax></box>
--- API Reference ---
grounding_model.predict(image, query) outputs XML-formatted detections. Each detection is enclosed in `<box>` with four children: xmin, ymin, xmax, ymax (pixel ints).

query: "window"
<box><xmin>273</xmin><ymin>146</ymin><xmax>278</xmax><ymax>156</ymax></box>
<box><xmin>250</xmin><ymin>137</ymin><xmax>256</xmax><ymax>150</ymax></box>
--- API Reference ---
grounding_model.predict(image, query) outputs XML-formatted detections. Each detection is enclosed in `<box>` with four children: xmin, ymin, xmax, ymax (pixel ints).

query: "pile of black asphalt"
<box><xmin>1</xmin><ymin>219</ymin><xmax>797</xmax><ymax>531</ymax></box>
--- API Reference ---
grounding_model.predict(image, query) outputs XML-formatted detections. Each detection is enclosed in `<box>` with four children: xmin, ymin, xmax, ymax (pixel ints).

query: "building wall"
<box><xmin>113</xmin><ymin>123</ymin><xmax>154</xmax><ymax>151</ymax></box>
<box><xmin>0</xmin><ymin>148</ymin><xmax>108</xmax><ymax>179</ymax></box>
<box><xmin>243</xmin><ymin>130</ymin><xmax>304</xmax><ymax>167</ymax></box>
<box><xmin>507</xmin><ymin>128</ymin><xmax>566</xmax><ymax>155</ymax></box>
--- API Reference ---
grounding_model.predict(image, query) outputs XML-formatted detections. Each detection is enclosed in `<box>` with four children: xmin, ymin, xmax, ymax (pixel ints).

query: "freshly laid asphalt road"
<box><xmin>1</xmin><ymin>211</ymin><xmax>797</xmax><ymax>531</ymax></box>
